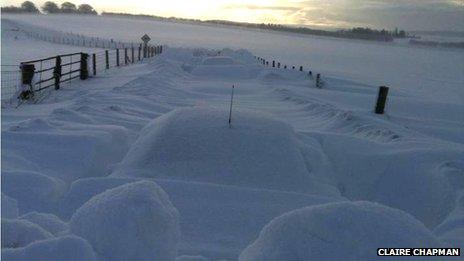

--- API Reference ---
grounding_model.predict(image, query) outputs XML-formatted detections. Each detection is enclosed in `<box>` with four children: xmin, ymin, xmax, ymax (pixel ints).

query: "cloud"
<box><xmin>286</xmin><ymin>0</ymin><xmax>464</xmax><ymax>30</ymax></box>
<box><xmin>224</xmin><ymin>4</ymin><xmax>300</xmax><ymax>12</ymax></box>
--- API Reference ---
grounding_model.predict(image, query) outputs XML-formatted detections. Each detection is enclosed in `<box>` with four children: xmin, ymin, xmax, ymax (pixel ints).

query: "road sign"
<box><xmin>141</xmin><ymin>34</ymin><xmax>151</xmax><ymax>43</ymax></box>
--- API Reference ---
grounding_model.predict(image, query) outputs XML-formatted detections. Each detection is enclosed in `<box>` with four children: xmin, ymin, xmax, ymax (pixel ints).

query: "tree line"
<box><xmin>102</xmin><ymin>12</ymin><xmax>408</xmax><ymax>42</ymax></box>
<box><xmin>1</xmin><ymin>1</ymin><xmax>97</xmax><ymax>14</ymax></box>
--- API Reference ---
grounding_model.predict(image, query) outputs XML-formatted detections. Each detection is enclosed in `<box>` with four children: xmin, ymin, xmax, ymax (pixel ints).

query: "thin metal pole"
<box><xmin>229</xmin><ymin>85</ymin><xmax>235</xmax><ymax>128</ymax></box>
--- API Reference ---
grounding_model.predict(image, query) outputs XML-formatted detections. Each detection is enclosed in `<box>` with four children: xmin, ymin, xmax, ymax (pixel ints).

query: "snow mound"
<box><xmin>239</xmin><ymin>201</ymin><xmax>442</xmax><ymax>261</ymax></box>
<box><xmin>1</xmin><ymin>235</ymin><xmax>97</xmax><ymax>261</ymax></box>
<box><xmin>434</xmin><ymin>192</ymin><xmax>464</xmax><ymax>247</ymax></box>
<box><xmin>220</xmin><ymin>48</ymin><xmax>256</xmax><ymax>64</ymax></box>
<box><xmin>176</xmin><ymin>255</ymin><xmax>209</xmax><ymax>261</ymax></box>
<box><xmin>58</xmin><ymin>176</ymin><xmax>341</xmax><ymax>258</ymax></box>
<box><xmin>202</xmin><ymin>56</ymin><xmax>235</xmax><ymax>65</ymax></box>
<box><xmin>19</xmin><ymin>212</ymin><xmax>68</xmax><ymax>236</ymax></box>
<box><xmin>1</xmin><ymin>219</ymin><xmax>53</xmax><ymax>249</ymax></box>
<box><xmin>114</xmin><ymin>107</ymin><xmax>333</xmax><ymax>195</ymax></box>
<box><xmin>321</xmin><ymin>136</ymin><xmax>459</xmax><ymax>227</ymax></box>
<box><xmin>2</xmin><ymin>194</ymin><xmax>19</xmax><ymax>219</ymax></box>
<box><xmin>60</xmin><ymin>177</ymin><xmax>137</xmax><ymax>219</ymax></box>
<box><xmin>70</xmin><ymin>180</ymin><xmax>180</xmax><ymax>261</ymax></box>
<box><xmin>1</xmin><ymin>171</ymin><xmax>66</xmax><ymax>214</ymax></box>
<box><xmin>2</xmin><ymin>121</ymin><xmax>130</xmax><ymax>183</ymax></box>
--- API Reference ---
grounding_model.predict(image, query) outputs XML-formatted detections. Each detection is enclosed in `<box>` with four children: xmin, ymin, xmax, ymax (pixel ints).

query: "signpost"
<box><xmin>141</xmin><ymin>34</ymin><xmax>151</xmax><ymax>58</ymax></box>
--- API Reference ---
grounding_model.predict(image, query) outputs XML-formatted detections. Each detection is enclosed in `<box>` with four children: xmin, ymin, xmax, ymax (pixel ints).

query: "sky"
<box><xmin>2</xmin><ymin>0</ymin><xmax>464</xmax><ymax>31</ymax></box>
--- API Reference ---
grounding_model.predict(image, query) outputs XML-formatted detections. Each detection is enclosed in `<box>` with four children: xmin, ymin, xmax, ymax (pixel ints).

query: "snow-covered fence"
<box><xmin>22</xmin><ymin>28</ymin><xmax>135</xmax><ymax>50</ymax></box>
<box><xmin>7</xmin><ymin>45</ymin><xmax>163</xmax><ymax>104</ymax></box>
<box><xmin>254</xmin><ymin>55</ymin><xmax>391</xmax><ymax>113</ymax></box>
<box><xmin>254</xmin><ymin>55</ymin><xmax>322</xmax><ymax>87</ymax></box>
<box><xmin>1</xmin><ymin>65</ymin><xmax>22</xmax><ymax>103</ymax></box>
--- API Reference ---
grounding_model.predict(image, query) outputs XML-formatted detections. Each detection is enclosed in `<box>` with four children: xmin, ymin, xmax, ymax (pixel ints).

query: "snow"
<box><xmin>19</xmin><ymin>212</ymin><xmax>68</xmax><ymax>236</ymax></box>
<box><xmin>1</xmin><ymin>19</ymin><xmax>99</xmax><ymax>65</ymax></box>
<box><xmin>69</xmin><ymin>181</ymin><xmax>180</xmax><ymax>261</ymax></box>
<box><xmin>239</xmin><ymin>201</ymin><xmax>443</xmax><ymax>261</ymax></box>
<box><xmin>201</xmin><ymin>56</ymin><xmax>235</xmax><ymax>65</ymax></box>
<box><xmin>61</xmin><ymin>176</ymin><xmax>341</xmax><ymax>259</ymax></box>
<box><xmin>1</xmin><ymin>13</ymin><xmax>463</xmax><ymax>260</ymax></box>
<box><xmin>176</xmin><ymin>255</ymin><xmax>209</xmax><ymax>261</ymax></box>
<box><xmin>2</xmin><ymin>194</ymin><xmax>19</xmax><ymax>219</ymax></box>
<box><xmin>2</xmin><ymin>118</ymin><xmax>131</xmax><ymax>183</ymax></box>
<box><xmin>434</xmin><ymin>192</ymin><xmax>464</xmax><ymax>247</ymax></box>
<box><xmin>114</xmin><ymin>107</ymin><xmax>337</xmax><ymax>196</ymax></box>
<box><xmin>3</xmin><ymin>14</ymin><xmax>463</xmax><ymax>103</ymax></box>
<box><xmin>1</xmin><ymin>235</ymin><xmax>97</xmax><ymax>261</ymax></box>
<box><xmin>1</xmin><ymin>219</ymin><xmax>53</xmax><ymax>249</ymax></box>
<box><xmin>1</xmin><ymin>171</ymin><xmax>66</xmax><ymax>215</ymax></box>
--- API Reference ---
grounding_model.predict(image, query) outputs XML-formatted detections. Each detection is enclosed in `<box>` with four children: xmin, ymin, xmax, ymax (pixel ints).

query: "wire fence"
<box><xmin>1</xmin><ymin>45</ymin><xmax>163</xmax><ymax>106</ymax></box>
<box><xmin>20</xmin><ymin>22</ymin><xmax>136</xmax><ymax>50</ymax></box>
<box><xmin>1</xmin><ymin>65</ymin><xmax>21</xmax><ymax>102</ymax></box>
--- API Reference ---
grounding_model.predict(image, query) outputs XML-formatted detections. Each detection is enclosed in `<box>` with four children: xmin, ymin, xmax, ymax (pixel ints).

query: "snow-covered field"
<box><xmin>1</xmin><ymin>14</ymin><xmax>464</xmax><ymax>260</ymax></box>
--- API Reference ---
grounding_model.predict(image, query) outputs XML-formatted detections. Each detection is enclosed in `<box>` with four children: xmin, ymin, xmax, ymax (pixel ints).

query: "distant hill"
<box><xmin>101</xmin><ymin>12</ymin><xmax>404</xmax><ymax>42</ymax></box>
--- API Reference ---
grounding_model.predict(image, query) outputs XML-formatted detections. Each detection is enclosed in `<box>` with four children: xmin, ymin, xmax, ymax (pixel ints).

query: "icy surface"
<box><xmin>240</xmin><ymin>201</ymin><xmax>443</xmax><ymax>261</ymax></box>
<box><xmin>70</xmin><ymin>181</ymin><xmax>180</xmax><ymax>261</ymax></box>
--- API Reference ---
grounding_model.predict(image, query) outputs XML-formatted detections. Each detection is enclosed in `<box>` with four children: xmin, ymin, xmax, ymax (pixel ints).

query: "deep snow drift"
<box><xmin>2</xmin><ymin>14</ymin><xmax>464</xmax><ymax>261</ymax></box>
<box><xmin>239</xmin><ymin>201</ymin><xmax>444</xmax><ymax>261</ymax></box>
<box><xmin>114</xmin><ymin>107</ymin><xmax>337</xmax><ymax>196</ymax></box>
<box><xmin>1</xmin><ymin>235</ymin><xmax>97</xmax><ymax>261</ymax></box>
<box><xmin>70</xmin><ymin>181</ymin><xmax>180</xmax><ymax>261</ymax></box>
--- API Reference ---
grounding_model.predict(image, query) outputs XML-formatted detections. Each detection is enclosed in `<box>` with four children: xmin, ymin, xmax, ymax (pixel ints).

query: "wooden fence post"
<box><xmin>116</xmin><ymin>49</ymin><xmax>120</xmax><ymax>67</ymax></box>
<box><xmin>124</xmin><ymin>48</ymin><xmax>128</xmax><ymax>65</ymax></box>
<box><xmin>19</xmin><ymin>63</ymin><xmax>35</xmax><ymax>100</ymax></box>
<box><xmin>138</xmin><ymin>46</ymin><xmax>141</xmax><ymax>61</ymax></box>
<box><xmin>272</xmin><ymin>61</ymin><xmax>275</xmax><ymax>67</ymax></box>
<box><xmin>54</xmin><ymin>56</ymin><xmax>61</xmax><ymax>90</ymax></box>
<box><xmin>92</xmin><ymin>53</ymin><xmax>96</xmax><ymax>76</ymax></box>
<box><xmin>131</xmin><ymin>47</ymin><xmax>135</xmax><ymax>63</ymax></box>
<box><xmin>278</xmin><ymin>62</ymin><xmax>280</xmax><ymax>68</ymax></box>
<box><xmin>80</xmin><ymin>53</ymin><xmax>89</xmax><ymax>80</ymax></box>
<box><xmin>300</xmin><ymin>66</ymin><xmax>303</xmax><ymax>72</ymax></box>
<box><xmin>375</xmin><ymin>86</ymin><xmax>389</xmax><ymax>114</ymax></box>
<box><xmin>105</xmin><ymin>50</ymin><xmax>109</xmax><ymax>69</ymax></box>
<box><xmin>316</xmin><ymin>74</ymin><xmax>321</xmax><ymax>88</ymax></box>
